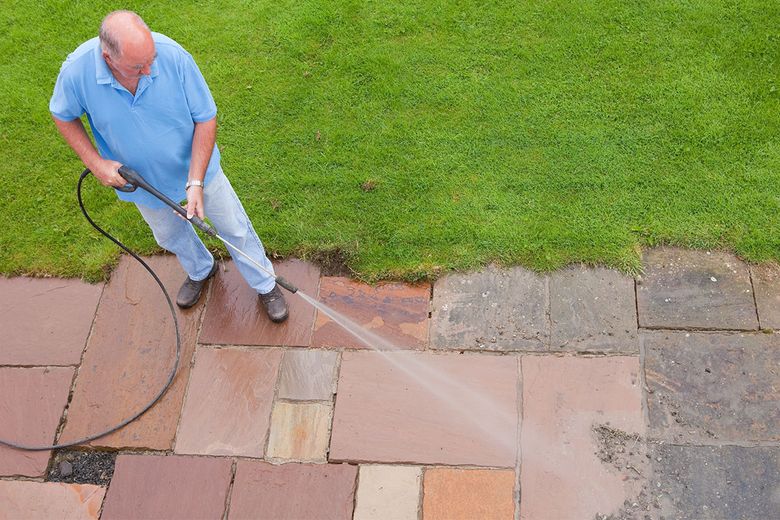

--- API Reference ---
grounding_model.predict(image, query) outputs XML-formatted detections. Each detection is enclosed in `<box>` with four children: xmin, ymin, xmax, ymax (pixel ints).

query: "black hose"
<box><xmin>0</xmin><ymin>169</ymin><xmax>181</xmax><ymax>451</ymax></box>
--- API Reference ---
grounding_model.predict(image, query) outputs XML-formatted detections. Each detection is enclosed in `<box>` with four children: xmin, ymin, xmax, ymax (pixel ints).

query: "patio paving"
<box><xmin>0</xmin><ymin>248</ymin><xmax>778</xmax><ymax>519</ymax></box>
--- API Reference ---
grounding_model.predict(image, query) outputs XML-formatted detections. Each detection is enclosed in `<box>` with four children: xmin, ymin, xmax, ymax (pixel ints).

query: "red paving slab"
<box><xmin>228</xmin><ymin>460</ymin><xmax>357</xmax><ymax>520</ymax></box>
<box><xmin>0</xmin><ymin>277</ymin><xmax>102</xmax><ymax>366</ymax></box>
<box><xmin>330</xmin><ymin>351</ymin><xmax>518</xmax><ymax>467</ymax></box>
<box><xmin>0</xmin><ymin>480</ymin><xmax>105</xmax><ymax>519</ymax></box>
<box><xmin>101</xmin><ymin>454</ymin><xmax>232</xmax><ymax>520</ymax></box>
<box><xmin>520</xmin><ymin>356</ymin><xmax>645</xmax><ymax>520</ymax></box>
<box><xmin>423</xmin><ymin>468</ymin><xmax>516</xmax><ymax>520</ymax></box>
<box><xmin>312</xmin><ymin>277</ymin><xmax>430</xmax><ymax>349</ymax></box>
<box><xmin>58</xmin><ymin>255</ymin><xmax>203</xmax><ymax>449</ymax></box>
<box><xmin>175</xmin><ymin>347</ymin><xmax>282</xmax><ymax>456</ymax></box>
<box><xmin>199</xmin><ymin>259</ymin><xmax>320</xmax><ymax>346</ymax></box>
<box><xmin>0</xmin><ymin>366</ymin><xmax>74</xmax><ymax>477</ymax></box>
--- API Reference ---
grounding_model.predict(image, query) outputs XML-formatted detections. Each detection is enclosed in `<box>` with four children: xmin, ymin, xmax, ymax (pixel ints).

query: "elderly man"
<box><xmin>50</xmin><ymin>10</ymin><xmax>288</xmax><ymax>322</ymax></box>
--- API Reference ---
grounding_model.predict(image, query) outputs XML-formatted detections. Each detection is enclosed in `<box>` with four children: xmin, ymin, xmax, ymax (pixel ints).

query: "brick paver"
<box><xmin>431</xmin><ymin>266</ymin><xmax>547</xmax><ymax>351</ymax></box>
<box><xmin>549</xmin><ymin>265</ymin><xmax>637</xmax><ymax>352</ymax></box>
<box><xmin>58</xmin><ymin>255</ymin><xmax>202</xmax><ymax>449</ymax></box>
<box><xmin>100</xmin><ymin>454</ymin><xmax>232</xmax><ymax>520</ymax></box>
<box><xmin>0</xmin><ymin>367</ymin><xmax>74</xmax><ymax>477</ymax></box>
<box><xmin>353</xmin><ymin>465</ymin><xmax>422</xmax><ymax>520</ymax></box>
<box><xmin>312</xmin><ymin>277</ymin><xmax>430</xmax><ymax>349</ymax></box>
<box><xmin>644</xmin><ymin>330</ymin><xmax>780</xmax><ymax>443</ymax></box>
<box><xmin>0</xmin><ymin>277</ymin><xmax>102</xmax><ymax>366</ymax></box>
<box><xmin>228</xmin><ymin>461</ymin><xmax>357</xmax><ymax>520</ymax></box>
<box><xmin>422</xmin><ymin>468</ymin><xmax>515</xmax><ymax>520</ymax></box>
<box><xmin>330</xmin><ymin>350</ymin><xmax>518</xmax><ymax>467</ymax></box>
<box><xmin>175</xmin><ymin>347</ymin><xmax>282</xmax><ymax>456</ymax></box>
<box><xmin>520</xmin><ymin>356</ymin><xmax>645</xmax><ymax>520</ymax></box>
<box><xmin>0</xmin><ymin>481</ymin><xmax>105</xmax><ymax>519</ymax></box>
<box><xmin>637</xmin><ymin>248</ymin><xmax>758</xmax><ymax>330</ymax></box>
<box><xmin>199</xmin><ymin>259</ymin><xmax>320</xmax><ymax>346</ymax></box>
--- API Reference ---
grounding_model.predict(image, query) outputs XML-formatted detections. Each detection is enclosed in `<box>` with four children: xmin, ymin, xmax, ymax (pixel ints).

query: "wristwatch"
<box><xmin>185</xmin><ymin>179</ymin><xmax>205</xmax><ymax>190</ymax></box>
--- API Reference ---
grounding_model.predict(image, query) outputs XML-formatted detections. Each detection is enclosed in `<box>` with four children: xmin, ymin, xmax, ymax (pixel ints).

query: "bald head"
<box><xmin>99</xmin><ymin>10</ymin><xmax>152</xmax><ymax>59</ymax></box>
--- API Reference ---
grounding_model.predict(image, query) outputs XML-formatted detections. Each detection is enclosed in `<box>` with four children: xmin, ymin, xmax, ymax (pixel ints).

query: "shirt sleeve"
<box><xmin>181</xmin><ymin>52</ymin><xmax>217</xmax><ymax>123</ymax></box>
<box><xmin>49</xmin><ymin>66</ymin><xmax>85</xmax><ymax>121</ymax></box>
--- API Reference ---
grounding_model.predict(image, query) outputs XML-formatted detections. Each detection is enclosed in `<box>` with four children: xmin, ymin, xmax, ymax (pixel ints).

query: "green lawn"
<box><xmin>1</xmin><ymin>0</ymin><xmax>778</xmax><ymax>282</ymax></box>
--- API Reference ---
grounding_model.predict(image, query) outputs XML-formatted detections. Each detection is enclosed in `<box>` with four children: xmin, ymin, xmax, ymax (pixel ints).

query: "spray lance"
<box><xmin>116</xmin><ymin>165</ymin><xmax>298</xmax><ymax>294</ymax></box>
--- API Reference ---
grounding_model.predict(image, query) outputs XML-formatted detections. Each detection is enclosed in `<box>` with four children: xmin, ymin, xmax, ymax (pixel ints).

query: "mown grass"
<box><xmin>0</xmin><ymin>0</ymin><xmax>778</xmax><ymax>282</ymax></box>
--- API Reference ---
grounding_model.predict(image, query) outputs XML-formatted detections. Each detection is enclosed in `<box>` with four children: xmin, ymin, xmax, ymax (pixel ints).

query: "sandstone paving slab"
<box><xmin>330</xmin><ymin>351</ymin><xmax>518</xmax><ymax>467</ymax></box>
<box><xmin>58</xmin><ymin>255</ymin><xmax>203</xmax><ymax>450</ymax></box>
<box><xmin>422</xmin><ymin>468</ymin><xmax>515</xmax><ymax>520</ymax></box>
<box><xmin>228</xmin><ymin>460</ymin><xmax>357</xmax><ymax>519</ymax></box>
<box><xmin>0</xmin><ymin>366</ymin><xmax>74</xmax><ymax>477</ymax></box>
<box><xmin>637</xmin><ymin>248</ymin><xmax>758</xmax><ymax>330</ymax></box>
<box><xmin>0</xmin><ymin>276</ymin><xmax>102</xmax><ymax>366</ymax></box>
<box><xmin>101</xmin><ymin>454</ymin><xmax>232</xmax><ymax>520</ymax></box>
<box><xmin>752</xmin><ymin>263</ymin><xmax>780</xmax><ymax>329</ymax></box>
<box><xmin>199</xmin><ymin>258</ymin><xmax>319</xmax><ymax>346</ymax></box>
<box><xmin>267</xmin><ymin>401</ymin><xmax>331</xmax><ymax>461</ymax></box>
<box><xmin>549</xmin><ymin>265</ymin><xmax>638</xmax><ymax>352</ymax></box>
<box><xmin>520</xmin><ymin>356</ymin><xmax>645</xmax><ymax>520</ymax></box>
<box><xmin>277</xmin><ymin>349</ymin><xmax>339</xmax><ymax>400</ymax></box>
<box><xmin>354</xmin><ymin>465</ymin><xmax>422</xmax><ymax>520</ymax></box>
<box><xmin>312</xmin><ymin>277</ymin><xmax>430</xmax><ymax>349</ymax></box>
<box><xmin>175</xmin><ymin>346</ymin><xmax>282</xmax><ymax>456</ymax></box>
<box><xmin>431</xmin><ymin>266</ymin><xmax>548</xmax><ymax>351</ymax></box>
<box><xmin>643</xmin><ymin>330</ymin><xmax>780</xmax><ymax>443</ymax></box>
<box><xmin>0</xmin><ymin>480</ymin><xmax>105</xmax><ymax>519</ymax></box>
<box><xmin>650</xmin><ymin>444</ymin><xmax>780</xmax><ymax>519</ymax></box>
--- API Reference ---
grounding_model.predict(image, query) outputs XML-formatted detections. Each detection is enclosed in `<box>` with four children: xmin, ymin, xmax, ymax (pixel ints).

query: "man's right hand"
<box><xmin>89</xmin><ymin>159</ymin><xmax>128</xmax><ymax>188</ymax></box>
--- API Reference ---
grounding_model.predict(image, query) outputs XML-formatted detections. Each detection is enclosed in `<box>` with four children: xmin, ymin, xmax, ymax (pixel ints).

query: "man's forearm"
<box><xmin>52</xmin><ymin>116</ymin><xmax>102</xmax><ymax>170</ymax></box>
<box><xmin>189</xmin><ymin>118</ymin><xmax>217</xmax><ymax>183</ymax></box>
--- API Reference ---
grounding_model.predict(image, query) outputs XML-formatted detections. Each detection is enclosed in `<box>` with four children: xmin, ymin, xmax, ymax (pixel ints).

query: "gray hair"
<box><xmin>99</xmin><ymin>10</ymin><xmax>149</xmax><ymax>58</ymax></box>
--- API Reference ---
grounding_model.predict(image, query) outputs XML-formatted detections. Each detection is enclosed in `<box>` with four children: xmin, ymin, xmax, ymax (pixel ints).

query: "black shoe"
<box><xmin>176</xmin><ymin>261</ymin><xmax>218</xmax><ymax>309</ymax></box>
<box><xmin>259</xmin><ymin>284</ymin><xmax>289</xmax><ymax>323</ymax></box>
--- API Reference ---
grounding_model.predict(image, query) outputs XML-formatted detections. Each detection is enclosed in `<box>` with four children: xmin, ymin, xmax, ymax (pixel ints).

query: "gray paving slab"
<box><xmin>549</xmin><ymin>265</ymin><xmax>637</xmax><ymax>352</ymax></box>
<box><xmin>637</xmin><ymin>248</ymin><xmax>758</xmax><ymax>330</ymax></box>
<box><xmin>643</xmin><ymin>330</ymin><xmax>780</xmax><ymax>443</ymax></box>
<box><xmin>651</xmin><ymin>444</ymin><xmax>780</xmax><ymax>520</ymax></box>
<box><xmin>752</xmin><ymin>263</ymin><xmax>780</xmax><ymax>330</ymax></box>
<box><xmin>277</xmin><ymin>349</ymin><xmax>339</xmax><ymax>401</ymax></box>
<box><xmin>431</xmin><ymin>265</ymin><xmax>547</xmax><ymax>351</ymax></box>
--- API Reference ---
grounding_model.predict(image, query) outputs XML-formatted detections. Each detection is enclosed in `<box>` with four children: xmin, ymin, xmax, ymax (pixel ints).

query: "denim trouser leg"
<box><xmin>135</xmin><ymin>170</ymin><xmax>277</xmax><ymax>293</ymax></box>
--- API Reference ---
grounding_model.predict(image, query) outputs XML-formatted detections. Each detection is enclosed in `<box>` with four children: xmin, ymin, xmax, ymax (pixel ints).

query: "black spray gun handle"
<box><xmin>117</xmin><ymin>165</ymin><xmax>216</xmax><ymax>237</ymax></box>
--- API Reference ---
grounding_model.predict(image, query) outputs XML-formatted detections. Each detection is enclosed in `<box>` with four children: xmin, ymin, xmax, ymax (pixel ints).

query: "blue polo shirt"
<box><xmin>50</xmin><ymin>33</ymin><xmax>222</xmax><ymax>208</ymax></box>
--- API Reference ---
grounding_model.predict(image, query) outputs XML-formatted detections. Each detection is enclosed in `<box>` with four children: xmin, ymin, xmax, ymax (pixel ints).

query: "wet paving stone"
<box><xmin>651</xmin><ymin>444</ymin><xmax>780</xmax><ymax>519</ymax></box>
<box><xmin>330</xmin><ymin>351</ymin><xmax>518</xmax><ymax>467</ymax></box>
<box><xmin>48</xmin><ymin>449</ymin><xmax>116</xmax><ymax>486</ymax></box>
<box><xmin>549</xmin><ymin>265</ymin><xmax>637</xmax><ymax>352</ymax></box>
<box><xmin>199</xmin><ymin>258</ymin><xmax>320</xmax><ymax>347</ymax></box>
<box><xmin>101</xmin><ymin>454</ymin><xmax>232</xmax><ymax>520</ymax></box>
<box><xmin>0</xmin><ymin>481</ymin><xmax>105</xmax><ymax>519</ymax></box>
<box><xmin>423</xmin><ymin>468</ymin><xmax>515</xmax><ymax>520</ymax></box>
<box><xmin>637</xmin><ymin>248</ymin><xmax>758</xmax><ymax>330</ymax></box>
<box><xmin>0</xmin><ymin>366</ymin><xmax>74</xmax><ymax>477</ymax></box>
<box><xmin>752</xmin><ymin>263</ymin><xmax>780</xmax><ymax>330</ymax></box>
<box><xmin>520</xmin><ymin>356</ymin><xmax>645</xmax><ymax>520</ymax></box>
<box><xmin>277</xmin><ymin>349</ymin><xmax>339</xmax><ymax>401</ymax></box>
<box><xmin>431</xmin><ymin>266</ymin><xmax>547</xmax><ymax>351</ymax></box>
<box><xmin>58</xmin><ymin>255</ymin><xmax>203</xmax><ymax>450</ymax></box>
<box><xmin>228</xmin><ymin>461</ymin><xmax>357</xmax><ymax>519</ymax></box>
<box><xmin>354</xmin><ymin>465</ymin><xmax>422</xmax><ymax>520</ymax></box>
<box><xmin>175</xmin><ymin>346</ymin><xmax>282</xmax><ymax>457</ymax></box>
<box><xmin>312</xmin><ymin>277</ymin><xmax>430</xmax><ymax>349</ymax></box>
<box><xmin>0</xmin><ymin>277</ymin><xmax>102</xmax><ymax>366</ymax></box>
<box><xmin>643</xmin><ymin>330</ymin><xmax>780</xmax><ymax>443</ymax></box>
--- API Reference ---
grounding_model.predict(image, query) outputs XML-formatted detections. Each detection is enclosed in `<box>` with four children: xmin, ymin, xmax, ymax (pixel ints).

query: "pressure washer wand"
<box><xmin>117</xmin><ymin>165</ymin><xmax>298</xmax><ymax>294</ymax></box>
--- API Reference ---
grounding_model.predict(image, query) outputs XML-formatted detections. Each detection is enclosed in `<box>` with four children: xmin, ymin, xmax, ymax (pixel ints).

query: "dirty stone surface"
<box><xmin>1</xmin><ymin>248</ymin><xmax>778</xmax><ymax>519</ymax></box>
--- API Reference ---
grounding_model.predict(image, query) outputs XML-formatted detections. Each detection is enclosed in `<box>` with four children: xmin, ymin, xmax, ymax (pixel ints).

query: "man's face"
<box><xmin>104</xmin><ymin>39</ymin><xmax>156</xmax><ymax>81</ymax></box>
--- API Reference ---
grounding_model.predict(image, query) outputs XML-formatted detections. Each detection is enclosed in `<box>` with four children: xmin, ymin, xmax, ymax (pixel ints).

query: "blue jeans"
<box><xmin>135</xmin><ymin>170</ymin><xmax>277</xmax><ymax>294</ymax></box>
